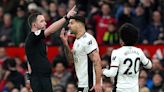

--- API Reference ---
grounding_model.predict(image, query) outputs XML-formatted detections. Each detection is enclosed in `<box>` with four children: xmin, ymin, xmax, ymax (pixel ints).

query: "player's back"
<box><xmin>114</xmin><ymin>46</ymin><xmax>145</xmax><ymax>90</ymax></box>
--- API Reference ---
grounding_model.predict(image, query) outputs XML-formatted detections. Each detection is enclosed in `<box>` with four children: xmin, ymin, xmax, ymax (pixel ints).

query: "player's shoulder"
<box><xmin>113</xmin><ymin>47</ymin><xmax>124</xmax><ymax>53</ymax></box>
<box><xmin>80</xmin><ymin>32</ymin><xmax>96</xmax><ymax>43</ymax></box>
<box><xmin>84</xmin><ymin>32</ymin><xmax>95</xmax><ymax>40</ymax></box>
<box><xmin>131</xmin><ymin>46</ymin><xmax>143</xmax><ymax>53</ymax></box>
<box><xmin>111</xmin><ymin>49</ymin><xmax>120</xmax><ymax>56</ymax></box>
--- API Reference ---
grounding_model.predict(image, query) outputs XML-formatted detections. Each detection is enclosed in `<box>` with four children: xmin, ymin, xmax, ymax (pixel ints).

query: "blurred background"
<box><xmin>0</xmin><ymin>0</ymin><xmax>163</xmax><ymax>92</ymax></box>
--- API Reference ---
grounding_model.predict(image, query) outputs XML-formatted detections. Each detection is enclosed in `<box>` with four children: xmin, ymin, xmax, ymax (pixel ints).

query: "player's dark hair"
<box><xmin>28</xmin><ymin>12</ymin><xmax>42</xmax><ymax>28</ymax></box>
<box><xmin>119</xmin><ymin>23</ymin><xmax>139</xmax><ymax>46</ymax></box>
<box><xmin>70</xmin><ymin>15</ymin><xmax>85</xmax><ymax>24</ymax></box>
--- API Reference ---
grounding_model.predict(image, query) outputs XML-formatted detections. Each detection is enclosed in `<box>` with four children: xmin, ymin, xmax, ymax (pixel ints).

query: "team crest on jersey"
<box><xmin>112</xmin><ymin>56</ymin><xmax>116</xmax><ymax>60</ymax></box>
<box><xmin>88</xmin><ymin>40</ymin><xmax>92</xmax><ymax>45</ymax></box>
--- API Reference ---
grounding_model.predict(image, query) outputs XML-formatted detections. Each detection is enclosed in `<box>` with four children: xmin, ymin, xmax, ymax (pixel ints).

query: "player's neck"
<box><xmin>76</xmin><ymin>28</ymin><xmax>86</xmax><ymax>39</ymax></box>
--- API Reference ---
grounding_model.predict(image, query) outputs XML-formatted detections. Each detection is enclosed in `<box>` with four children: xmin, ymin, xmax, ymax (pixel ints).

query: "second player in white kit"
<box><xmin>103</xmin><ymin>23</ymin><xmax>152</xmax><ymax>92</ymax></box>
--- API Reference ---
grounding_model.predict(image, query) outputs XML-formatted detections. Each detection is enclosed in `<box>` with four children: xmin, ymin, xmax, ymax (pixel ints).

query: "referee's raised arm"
<box><xmin>44</xmin><ymin>5</ymin><xmax>76</xmax><ymax>37</ymax></box>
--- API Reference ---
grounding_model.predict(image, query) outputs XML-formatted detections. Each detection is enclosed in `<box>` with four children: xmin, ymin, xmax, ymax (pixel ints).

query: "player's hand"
<box><xmin>90</xmin><ymin>83</ymin><xmax>102</xmax><ymax>92</ymax></box>
<box><xmin>60</xmin><ymin>28</ymin><xmax>68</xmax><ymax>45</ymax></box>
<box><xmin>67</xmin><ymin>5</ymin><xmax>77</xmax><ymax>18</ymax></box>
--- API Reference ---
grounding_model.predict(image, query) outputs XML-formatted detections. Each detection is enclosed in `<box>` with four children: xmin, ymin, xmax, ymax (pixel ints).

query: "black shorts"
<box><xmin>30</xmin><ymin>76</ymin><xmax>53</xmax><ymax>92</ymax></box>
<box><xmin>78</xmin><ymin>87</ymin><xmax>95</xmax><ymax>92</ymax></box>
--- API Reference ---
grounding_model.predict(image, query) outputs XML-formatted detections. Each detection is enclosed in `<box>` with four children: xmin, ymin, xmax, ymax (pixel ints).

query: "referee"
<box><xmin>25</xmin><ymin>6</ymin><xmax>76</xmax><ymax>92</ymax></box>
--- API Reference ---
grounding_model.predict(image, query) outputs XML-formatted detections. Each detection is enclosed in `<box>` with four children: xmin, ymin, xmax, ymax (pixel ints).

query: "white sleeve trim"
<box><xmin>34</xmin><ymin>30</ymin><xmax>41</xmax><ymax>36</ymax></box>
<box><xmin>143</xmin><ymin>60</ymin><xmax>152</xmax><ymax>69</ymax></box>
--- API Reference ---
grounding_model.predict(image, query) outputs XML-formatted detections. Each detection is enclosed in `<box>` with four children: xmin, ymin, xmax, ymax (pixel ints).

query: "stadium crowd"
<box><xmin>0</xmin><ymin>0</ymin><xmax>163</xmax><ymax>92</ymax></box>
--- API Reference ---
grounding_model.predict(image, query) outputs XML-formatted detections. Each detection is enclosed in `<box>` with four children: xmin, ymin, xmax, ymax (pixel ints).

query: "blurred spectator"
<box><xmin>12</xmin><ymin>6</ymin><xmax>27</xmax><ymax>47</ymax></box>
<box><xmin>11</xmin><ymin>88</ymin><xmax>19</xmax><ymax>92</ymax></box>
<box><xmin>7</xmin><ymin>58</ymin><xmax>25</xmax><ymax>89</ymax></box>
<box><xmin>139</xmin><ymin>70</ymin><xmax>149</xmax><ymax>91</ymax></box>
<box><xmin>140</xmin><ymin>87</ymin><xmax>150</xmax><ymax>92</ymax></box>
<box><xmin>52</xmin><ymin>46</ymin><xmax>68</xmax><ymax>67</ymax></box>
<box><xmin>15</xmin><ymin>57</ymin><xmax>26</xmax><ymax>75</ymax></box>
<box><xmin>0</xmin><ymin>47</ymin><xmax>8</xmax><ymax>65</ymax></box>
<box><xmin>0</xmin><ymin>64</ymin><xmax>4</xmax><ymax>81</ymax></box>
<box><xmin>0</xmin><ymin>13</ymin><xmax>13</xmax><ymax>46</ymax></box>
<box><xmin>0</xmin><ymin>0</ymin><xmax>18</xmax><ymax>16</ymax></box>
<box><xmin>147</xmin><ymin>58</ymin><xmax>164</xmax><ymax>89</ymax></box>
<box><xmin>0</xmin><ymin>70</ymin><xmax>10</xmax><ymax>92</ymax></box>
<box><xmin>66</xmin><ymin>82</ymin><xmax>77</xmax><ymax>92</ymax></box>
<box><xmin>143</xmin><ymin>11</ymin><xmax>164</xmax><ymax>44</ymax></box>
<box><xmin>68</xmin><ymin>0</ymin><xmax>76</xmax><ymax>11</ymax></box>
<box><xmin>19</xmin><ymin>0</ymin><xmax>28</xmax><ymax>8</ymax></box>
<box><xmin>143</xmin><ymin>49</ymin><xmax>151</xmax><ymax>59</ymax></box>
<box><xmin>140</xmin><ymin>0</ymin><xmax>157</xmax><ymax>11</ymax></box>
<box><xmin>103</xmin><ymin>20</ymin><xmax>119</xmax><ymax>45</ymax></box>
<box><xmin>0</xmin><ymin>7</ymin><xmax>4</xmax><ymax>28</ymax></box>
<box><xmin>140</xmin><ymin>69</ymin><xmax>148</xmax><ymax>78</ymax></box>
<box><xmin>57</xmin><ymin>3</ymin><xmax>67</xmax><ymax>19</ymax></box>
<box><xmin>131</xmin><ymin>4</ymin><xmax>149</xmax><ymax>43</ymax></box>
<box><xmin>51</xmin><ymin>4</ymin><xmax>67</xmax><ymax>45</ymax></box>
<box><xmin>118</xmin><ymin>3</ymin><xmax>132</xmax><ymax>26</ymax></box>
<box><xmin>28</xmin><ymin>3</ymin><xmax>38</xmax><ymax>14</ymax></box>
<box><xmin>86</xmin><ymin>26</ymin><xmax>95</xmax><ymax>37</ymax></box>
<box><xmin>20</xmin><ymin>87</ymin><xmax>29</xmax><ymax>92</ymax></box>
<box><xmin>102</xmin><ymin>77</ymin><xmax>112</xmax><ymax>92</ymax></box>
<box><xmin>101</xmin><ymin>57</ymin><xmax>109</xmax><ymax>69</ymax></box>
<box><xmin>77</xmin><ymin>6</ymin><xmax>87</xmax><ymax>17</ymax></box>
<box><xmin>102</xmin><ymin>47</ymin><xmax>114</xmax><ymax>63</ymax></box>
<box><xmin>40</xmin><ymin>0</ymin><xmax>49</xmax><ymax>11</ymax></box>
<box><xmin>151</xmin><ymin>73</ymin><xmax>163</xmax><ymax>92</ymax></box>
<box><xmin>48</xmin><ymin>2</ymin><xmax>58</xmax><ymax>20</ymax></box>
<box><xmin>51</xmin><ymin>61</ymin><xmax>72</xmax><ymax>88</ymax></box>
<box><xmin>149</xmin><ymin>58</ymin><xmax>163</xmax><ymax>77</ymax></box>
<box><xmin>91</xmin><ymin>2</ymin><xmax>116</xmax><ymax>45</ymax></box>
<box><xmin>53</xmin><ymin>84</ymin><xmax>64</xmax><ymax>92</ymax></box>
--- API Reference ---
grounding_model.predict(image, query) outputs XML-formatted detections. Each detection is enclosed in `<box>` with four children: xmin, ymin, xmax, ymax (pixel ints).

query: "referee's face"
<box><xmin>35</xmin><ymin>15</ymin><xmax>47</xmax><ymax>30</ymax></box>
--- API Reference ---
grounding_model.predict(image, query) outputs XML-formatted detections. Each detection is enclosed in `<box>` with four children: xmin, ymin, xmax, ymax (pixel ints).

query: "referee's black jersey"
<box><xmin>25</xmin><ymin>30</ymin><xmax>51</xmax><ymax>77</ymax></box>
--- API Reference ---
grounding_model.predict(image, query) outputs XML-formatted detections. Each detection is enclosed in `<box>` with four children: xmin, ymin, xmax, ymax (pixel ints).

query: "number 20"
<box><xmin>123</xmin><ymin>58</ymin><xmax>140</xmax><ymax>75</ymax></box>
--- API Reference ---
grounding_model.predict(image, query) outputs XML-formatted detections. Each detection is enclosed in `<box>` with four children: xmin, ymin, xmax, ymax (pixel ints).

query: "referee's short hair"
<box><xmin>28</xmin><ymin>12</ymin><xmax>42</xmax><ymax>28</ymax></box>
<box><xmin>119</xmin><ymin>23</ymin><xmax>139</xmax><ymax>46</ymax></box>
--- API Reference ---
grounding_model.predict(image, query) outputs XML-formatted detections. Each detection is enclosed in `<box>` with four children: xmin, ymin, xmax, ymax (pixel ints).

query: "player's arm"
<box><xmin>103</xmin><ymin>50</ymin><xmax>119</xmax><ymax>77</ymax></box>
<box><xmin>140</xmin><ymin>50</ymin><xmax>152</xmax><ymax>69</ymax></box>
<box><xmin>89</xmin><ymin>49</ymin><xmax>102</xmax><ymax>85</ymax></box>
<box><xmin>85</xmin><ymin>37</ymin><xmax>102</xmax><ymax>92</ymax></box>
<box><xmin>44</xmin><ymin>6</ymin><xmax>76</xmax><ymax>37</ymax></box>
<box><xmin>60</xmin><ymin>29</ymin><xmax>74</xmax><ymax>63</ymax></box>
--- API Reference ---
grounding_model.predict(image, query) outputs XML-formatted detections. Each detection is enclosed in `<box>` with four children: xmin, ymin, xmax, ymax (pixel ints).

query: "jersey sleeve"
<box><xmin>30</xmin><ymin>30</ymin><xmax>45</xmax><ymax>42</ymax></box>
<box><xmin>85</xmin><ymin>37</ymin><xmax>98</xmax><ymax>54</ymax></box>
<box><xmin>103</xmin><ymin>50</ymin><xmax>119</xmax><ymax>77</ymax></box>
<box><xmin>140</xmin><ymin>49</ymin><xmax>152</xmax><ymax>69</ymax></box>
<box><xmin>110</xmin><ymin>50</ymin><xmax>120</xmax><ymax>67</ymax></box>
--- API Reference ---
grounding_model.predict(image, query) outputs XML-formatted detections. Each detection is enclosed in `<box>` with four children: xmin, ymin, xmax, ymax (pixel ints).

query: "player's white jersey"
<box><xmin>72</xmin><ymin>32</ymin><xmax>98</xmax><ymax>88</ymax></box>
<box><xmin>109</xmin><ymin>46</ymin><xmax>152</xmax><ymax>91</ymax></box>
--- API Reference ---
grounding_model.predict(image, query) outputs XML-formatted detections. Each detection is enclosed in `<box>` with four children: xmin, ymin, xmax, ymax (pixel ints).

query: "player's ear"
<box><xmin>32</xmin><ymin>22</ymin><xmax>36</xmax><ymax>27</ymax></box>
